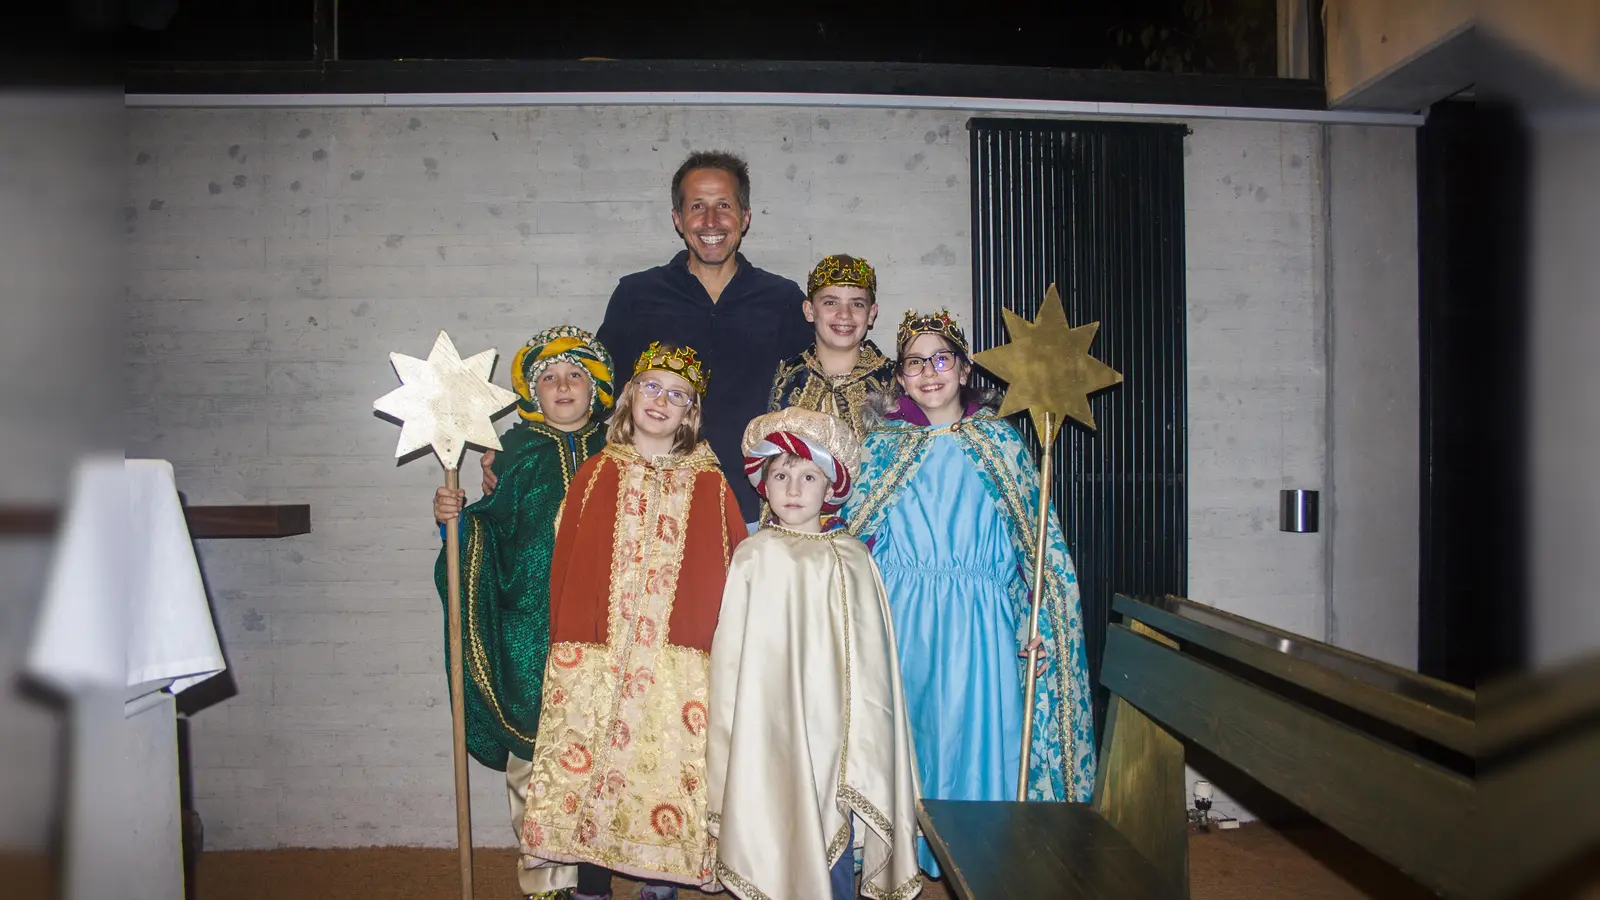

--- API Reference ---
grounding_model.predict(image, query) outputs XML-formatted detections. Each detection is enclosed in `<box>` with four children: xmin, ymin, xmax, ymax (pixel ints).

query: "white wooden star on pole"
<box><xmin>373</xmin><ymin>330</ymin><xmax>519</xmax><ymax>471</ymax></box>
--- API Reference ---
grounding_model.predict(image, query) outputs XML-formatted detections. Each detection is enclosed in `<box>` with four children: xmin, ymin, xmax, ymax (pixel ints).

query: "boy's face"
<box><xmin>534</xmin><ymin>360</ymin><xmax>593</xmax><ymax>428</ymax></box>
<box><xmin>804</xmin><ymin>285</ymin><xmax>877</xmax><ymax>355</ymax></box>
<box><xmin>766</xmin><ymin>454</ymin><xmax>830</xmax><ymax>532</ymax></box>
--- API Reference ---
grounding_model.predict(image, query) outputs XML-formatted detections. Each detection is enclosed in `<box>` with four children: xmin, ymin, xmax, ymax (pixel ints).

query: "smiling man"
<box><xmin>593</xmin><ymin>151</ymin><xmax>812</xmax><ymax>525</ymax></box>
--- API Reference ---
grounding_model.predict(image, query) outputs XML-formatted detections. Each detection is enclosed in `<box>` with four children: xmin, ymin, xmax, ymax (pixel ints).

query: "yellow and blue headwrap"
<box><xmin>510</xmin><ymin>325</ymin><xmax>615</xmax><ymax>423</ymax></box>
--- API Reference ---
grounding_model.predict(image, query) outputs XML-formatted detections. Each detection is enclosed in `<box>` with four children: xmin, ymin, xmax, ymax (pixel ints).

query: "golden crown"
<box><xmin>633</xmin><ymin>341</ymin><xmax>708</xmax><ymax>396</ymax></box>
<box><xmin>806</xmin><ymin>254</ymin><xmax>877</xmax><ymax>299</ymax></box>
<box><xmin>896</xmin><ymin>308</ymin><xmax>968</xmax><ymax>355</ymax></box>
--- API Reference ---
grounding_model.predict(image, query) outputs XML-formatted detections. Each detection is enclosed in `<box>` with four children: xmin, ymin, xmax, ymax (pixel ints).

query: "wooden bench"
<box><xmin>1475</xmin><ymin>653</ymin><xmax>1600</xmax><ymax>898</ymax></box>
<box><xmin>918</xmin><ymin>593</ymin><xmax>1477</xmax><ymax>899</ymax></box>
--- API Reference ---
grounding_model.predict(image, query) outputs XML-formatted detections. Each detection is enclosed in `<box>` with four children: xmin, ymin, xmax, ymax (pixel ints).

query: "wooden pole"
<box><xmin>1017</xmin><ymin>411</ymin><xmax>1057</xmax><ymax>802</ymax></box>
<box><xmin>443</xmin><ymin>467</ymin><xmax>474</xmax><ymax>899</ymax></box>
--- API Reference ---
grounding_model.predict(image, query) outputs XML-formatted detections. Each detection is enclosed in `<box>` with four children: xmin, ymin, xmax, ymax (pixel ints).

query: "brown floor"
<box><xmin>197</xmin><ymin>824</ymin><xmax>1440</xmax><ymax>900</ymax></box>
<box><xmin>1</xmin><ymin>826</ymin><xmax>1589</xmax><ymax>899</ymax></box>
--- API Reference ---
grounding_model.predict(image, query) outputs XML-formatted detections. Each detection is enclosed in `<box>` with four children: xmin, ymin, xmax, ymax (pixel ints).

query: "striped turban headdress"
<box><xmin>741</xmin><ymin>407</ymin><xmax>862</xmax><ymax>513</ymax></box>
<box><xmin>510</xmin><ymin>325</ymin><xmax>616</xmax><ymax>424</ymax></box>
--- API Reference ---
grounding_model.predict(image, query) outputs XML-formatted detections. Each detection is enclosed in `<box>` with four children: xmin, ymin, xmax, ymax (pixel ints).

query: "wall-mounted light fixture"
<box><xmin>1280</xmin><ymin>489</ymin><xmax>1319</xmax><ymax>533</ymax></box>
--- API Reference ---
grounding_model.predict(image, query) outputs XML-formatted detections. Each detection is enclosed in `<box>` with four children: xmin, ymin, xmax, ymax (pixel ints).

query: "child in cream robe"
<box><xmin>706</xmin><ymin>408</ymin><xmax>923</xmax><ymax>900</ymax></box>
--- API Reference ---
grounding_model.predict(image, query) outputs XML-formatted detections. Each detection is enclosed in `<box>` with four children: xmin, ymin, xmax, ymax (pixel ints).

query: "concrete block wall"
<box><xmin>1184</xmin><ymin>121</ymin><xmax>1329</xmax><ymax>641</ymax></box>
<box><xmin>1327</xmin><ymin>124</ymin><xmax>1421</xmax><ymax>668</ymax></box>
<box><xmin>126</xmin><ymin>107</ymin><xmax>1331</xmax><ymax>848</ymax></box>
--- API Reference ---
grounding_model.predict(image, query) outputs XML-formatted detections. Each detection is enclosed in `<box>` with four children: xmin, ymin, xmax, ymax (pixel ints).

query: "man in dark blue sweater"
<box><xmin>594</xmin><ymin>151</ymin><xmax>812</xmax><ymax>525</ymax></box>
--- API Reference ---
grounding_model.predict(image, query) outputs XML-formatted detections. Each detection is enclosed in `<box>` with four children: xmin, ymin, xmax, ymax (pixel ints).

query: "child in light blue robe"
<box><xmin>844</xmin><ymin>309</ymin><xmax>1097</xmax><ymax>877</ymax></box>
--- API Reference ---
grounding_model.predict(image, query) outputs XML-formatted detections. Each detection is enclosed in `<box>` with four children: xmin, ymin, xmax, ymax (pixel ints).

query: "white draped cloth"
<box><xmin>707</xmin><ymin>525</ymin><xmax>923</xmax><ymax>900</ymax></box>
<box><xmin>25</xmin><ymin>457</ymin><xmax>226</xmax><ymax>900</ymax></box>
<box><xmin>27</xmin><ymin>457</ymin><xmax>225</xmax><ymax>698</ymax></box>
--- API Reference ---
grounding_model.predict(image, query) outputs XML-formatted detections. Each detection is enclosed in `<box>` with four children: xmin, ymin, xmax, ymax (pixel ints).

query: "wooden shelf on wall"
<box><xmin>0</xmin><ymin>504</ymin><xmax>311</xmax><ymax>539</ymax></box>
<box><xmin>184</xmin><ymin>505</ymin><xmax>311</xmax><ymax>539</ymax></box>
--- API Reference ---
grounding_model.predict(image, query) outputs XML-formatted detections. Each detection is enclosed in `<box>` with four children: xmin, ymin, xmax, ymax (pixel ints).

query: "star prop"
<box><xmin>971</xmin><ymin>283</ymin><xmax>1124</xmax><ymax>443</ymax></box>
<box><xmin>373</xmin><ymin>330</ymin><xmax>520</xmax><ymax>471</ymax></box>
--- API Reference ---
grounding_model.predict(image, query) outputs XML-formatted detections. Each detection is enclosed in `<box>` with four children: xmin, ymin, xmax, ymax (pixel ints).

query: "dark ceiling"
<box><xmin>115</xmin><ymin>0</ymin><xmax>1243</xmax><ymax>71</ymax></box>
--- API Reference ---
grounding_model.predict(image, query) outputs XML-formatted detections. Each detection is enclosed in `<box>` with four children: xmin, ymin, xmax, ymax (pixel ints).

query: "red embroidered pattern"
<box><xmin>621</xmin><ymin>666</ymin><xmax>655</xmax><ymax>699</ymax></box>
<box><xmin>651</xmin><ymin>803</ymin><xmax>685</xmax><ymax>838</ymax></box>
<box><xmin>621</xmin><ymin>487</ymin><xmax>646</xmax><ymax>517</ymax></box>
<box><xmin>619</xmin><ymin>538</ymin><xmax>642</xmax><ymax>564</ymax></box>
<box><xmin>551</xmin><ymin>646</ymin><xmax>583</xmax><ymax>669</ymax></box>
<box><xmin>681</xmin><ymin>701</ymin><xmax>708</xmax><ymax>736</ymax></box>
<box><xmin>558</xmin><ymin>743</ymin><xmax>592</xmax><ymax>774</ymax></box>
<box><xmin>634</xmin><ymin>616</ymin><xmax>658</xmax><ymax>647</ymax></box>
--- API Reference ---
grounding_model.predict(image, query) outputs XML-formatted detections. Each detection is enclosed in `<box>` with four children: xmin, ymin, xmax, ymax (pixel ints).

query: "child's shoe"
<box><xmin>638</xmin><ymin>886</ymin><xmax>677</xmax><ymax>900</ymax></box>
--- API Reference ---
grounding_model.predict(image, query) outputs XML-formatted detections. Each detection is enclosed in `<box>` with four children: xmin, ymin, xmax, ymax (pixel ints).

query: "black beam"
<box><xmin>126</xmin><ymin>59</ymin><xmax>1327</xmax><ymax>110</ymax></box>
<box><xmin>312</xmin><ymin>0</ymin><xmax>335</xmax><ymax>64</ymax></box>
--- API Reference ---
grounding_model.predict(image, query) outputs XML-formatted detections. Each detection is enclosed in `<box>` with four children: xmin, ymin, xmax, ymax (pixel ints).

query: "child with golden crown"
<box><xmin>518</xmin><ymin>342</ymin><xmax>744</xmax><ymax>900</ymax></box>
<box><xmin>842</xmin><ymin>309</ymin><xmax>1098</xmax><ymax>878</ymax></box>
<box><xmin>706</xmin><ymin>407</ymin><xmax>922</xmax><ymax>900</ymax></box>
<box><xmin>767</xmin><ymin>254</ymin><xmax>897</xmax><ymax>441</ymax></box>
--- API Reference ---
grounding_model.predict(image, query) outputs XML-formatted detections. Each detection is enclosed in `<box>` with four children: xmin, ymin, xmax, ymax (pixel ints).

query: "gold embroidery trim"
<box><xmin>760</xmin><ymin>522</ymin><xmax>850</xmax><ymax>542</ymax></box>
<box><xmin>846</xmin><ymin>427</ymin><xmax>931</xmax><ymax>538</ymax></box>
<box><xmin>577</xmin><ymin>453</ymin><xmax>607</xmax><ymax>520</ymax></box>
<box><xmin>825</xmin><ymin>819</ymin><xmax>851</xmax><ymax>864</ymax></box>
<box><xmin>714</xmin><ymin>860</ymin><xmax>774</xmax><ymax>900</ymax></box>
<box><xmin>463</xmin><ymin>516</ymin><xmax>538</xmax><ymax>746</ymax></box>
<box><xmin>865</xmin><ymin>870</ymin><xmax>925</xmax><ymax>900</ymax></box>
<box><xmin>839</xmin><ymin>785</ymin><xmax>893</xmax><ymax>842</ymax></box>
<box><xmin>719</xmin><ymin>487</ymin><xmax>730</xmax><ymax>567</ymax></box>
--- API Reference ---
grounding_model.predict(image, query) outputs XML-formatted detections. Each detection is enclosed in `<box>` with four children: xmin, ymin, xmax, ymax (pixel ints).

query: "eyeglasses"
<box><xmin>899</xmin><ymin>351</ymin><xmax>960</xmax><ymax>377</ymax></box>
<box><xmin>636</xmin><ymin>379</ymin><xmax>694</xmax><ymax>408</ymax></box>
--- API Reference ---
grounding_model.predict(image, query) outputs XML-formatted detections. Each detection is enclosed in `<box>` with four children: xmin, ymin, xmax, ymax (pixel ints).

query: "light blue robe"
<box><xmin>844</xmin><ymin>411</ymin><xmax>1097</xmax><ymax>877</ymax></box>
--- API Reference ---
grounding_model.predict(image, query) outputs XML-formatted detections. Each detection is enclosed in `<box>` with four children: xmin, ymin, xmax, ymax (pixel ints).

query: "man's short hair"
<box><xmin>672</xmin><ymin>151</ymin><xmax>751</xmax><ymax>212</ymax></box>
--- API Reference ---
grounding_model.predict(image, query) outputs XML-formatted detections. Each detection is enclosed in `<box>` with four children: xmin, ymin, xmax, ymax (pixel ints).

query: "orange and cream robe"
<box><xmin>520</xmin><ymin>441</ymin><xmax>744</xmax><ymax>886</ymax></box>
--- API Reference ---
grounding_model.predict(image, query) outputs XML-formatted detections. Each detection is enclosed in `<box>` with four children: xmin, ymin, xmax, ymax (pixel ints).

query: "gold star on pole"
<box><xmin>373</xmin><ymin>330</ymin><xmax>519</xmax><ymax>471</ymax></box>
<box><xmin>971</xmin><ymin>283</ymin><xmax>1123</xmax><ymax>444</ymax></box>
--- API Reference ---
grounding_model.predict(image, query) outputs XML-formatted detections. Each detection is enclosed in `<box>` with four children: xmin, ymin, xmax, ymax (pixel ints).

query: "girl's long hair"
<box><xmin>606</xmin><ymin>370</ymin><xmax>703</xmax><ymax>455</ymax></box>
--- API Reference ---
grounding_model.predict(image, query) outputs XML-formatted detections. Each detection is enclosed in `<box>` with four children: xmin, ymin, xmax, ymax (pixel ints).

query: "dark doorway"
<box><xmin>1416</xmin><ymin>99</ymin><xmax>1529</xmax><ymax>687</ymax></box>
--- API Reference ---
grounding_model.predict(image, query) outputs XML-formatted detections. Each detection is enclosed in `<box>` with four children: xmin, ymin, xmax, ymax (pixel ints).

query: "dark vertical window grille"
<box><xmin>970</xmin><ymin>118</ymin><xmax>1189</xmax><ymax>737</ymax></box>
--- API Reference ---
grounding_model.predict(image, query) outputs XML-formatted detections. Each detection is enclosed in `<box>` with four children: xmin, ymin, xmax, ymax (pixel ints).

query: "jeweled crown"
<box><xmin>806</xmin><ymin>254</ymin><xmax>877</xmax><ymax>300</ymax></box>
<box><xmin>896</xmin><ymin>308</ymin><xmax>968</xmax><ymax>355</ymax></box>
<box><xmin>633</xmin><ymin>341</ymin><xmax>708</xmax><ymax>396</ymax></box>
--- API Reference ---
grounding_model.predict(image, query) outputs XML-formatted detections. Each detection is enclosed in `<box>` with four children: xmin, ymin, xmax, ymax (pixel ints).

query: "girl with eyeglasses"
<box><xmin>843</xmin><ymin>310</ymin><xmax>1097</xmax><ymax>879</ymax></box>
<box><xmin>519</xmin><ymin>342</ymin><xmax>745</xmax><ymax>900</ymax></box>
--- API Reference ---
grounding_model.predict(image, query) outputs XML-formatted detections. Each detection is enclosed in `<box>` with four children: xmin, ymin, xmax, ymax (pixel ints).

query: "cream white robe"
<box><xmin>707</xmin><ymin>525</ymin><xmax>923</xmax><ymax>900</ymax></box>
